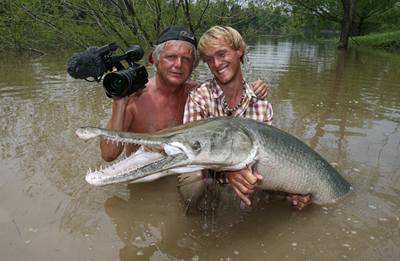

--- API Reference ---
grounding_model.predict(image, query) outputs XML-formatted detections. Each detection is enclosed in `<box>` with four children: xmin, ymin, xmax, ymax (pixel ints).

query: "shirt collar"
<box><xmin>210</xmin><ymin>79</ymin><xmax>224</xmax><ymax>99</ymax></box>
<box><xmin>210</xmin><ymin>78</ymin><xmax>257</xmax><ymax>100</ymax></box>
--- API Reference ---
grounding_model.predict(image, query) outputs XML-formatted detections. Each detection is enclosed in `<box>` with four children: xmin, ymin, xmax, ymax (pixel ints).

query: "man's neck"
<box><xmin>152</xmin><ymin>75</ymin><xmax>185</xmax><ymax>97</ymax></box>
<box><xmin>217</xmin><ymin>74</ymin><xmax>244</xmax><ymax>107</ymax></box>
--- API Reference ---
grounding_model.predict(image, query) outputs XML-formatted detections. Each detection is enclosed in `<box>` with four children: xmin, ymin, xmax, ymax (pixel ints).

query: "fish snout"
<box><xmin>75</xmin><ymin>127</ymin><xmax>100</xmax><ymax>141</ymax></box>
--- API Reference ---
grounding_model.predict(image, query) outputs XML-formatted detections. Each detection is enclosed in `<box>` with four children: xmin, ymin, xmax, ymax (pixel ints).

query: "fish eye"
<box><xmin>191</xmin><ymin>141</ymin><xmax>201</xmax><ymax>152</ymax></box>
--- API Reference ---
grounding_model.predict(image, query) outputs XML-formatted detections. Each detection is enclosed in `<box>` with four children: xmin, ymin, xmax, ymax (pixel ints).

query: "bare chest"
<box><xmin>130</xmin><ymin>94</ymin><xmax>187</xmax><ymax>133</ymax></box>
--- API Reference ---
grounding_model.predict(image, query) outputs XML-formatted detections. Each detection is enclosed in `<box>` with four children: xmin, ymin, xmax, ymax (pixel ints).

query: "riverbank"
<box><xmin>349</xmin><ymin>31</ymin><xmax>400</xmax><ymax>51</ymax></box>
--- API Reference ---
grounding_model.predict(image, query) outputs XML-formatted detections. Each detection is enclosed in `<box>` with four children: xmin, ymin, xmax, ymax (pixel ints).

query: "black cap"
<box><xmin>156</xmin><ymin>26</ymin><xmax>197</xmax><ymax>47</ymax></box>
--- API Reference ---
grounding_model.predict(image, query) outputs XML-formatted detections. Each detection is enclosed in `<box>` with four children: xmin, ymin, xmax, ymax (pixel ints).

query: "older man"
<box><xmin>100</xmin><ymin>26</ymin><xmax>199</xmax><ymax>161</ymax></box>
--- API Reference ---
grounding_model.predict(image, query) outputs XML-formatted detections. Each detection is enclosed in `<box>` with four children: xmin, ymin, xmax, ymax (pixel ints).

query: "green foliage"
<box><xmin>351</xmin><ymin>0</ymin><xmax>399</xmax><ymax>34</ymax></box>
<box><xmin>1</xmin><ymin>0</ymin><xmax>399</xmax><ymax>53</ymax></box>
<box><xmin>1</xmin><ymin>0</ymin><xmax>295</xmax><ymax>53</ymax></box>
<box><xmin>283</xmin><ymin>0</ymin><xmax>400</xmax><ymax>48</ymax></box>
<box><xmin>350</xmin><ymin>30</ymin><xmax>400</xmax><ymax>50</ymax></box>
<box><xmin>285</xmin><ymin>0</ymin><xmax>400</xmax><ymax>36</ymax></box>
<box><xmin>0</xmin><ymin>0</ymin><xmax>40</xmax><ymax>52</ymax></box>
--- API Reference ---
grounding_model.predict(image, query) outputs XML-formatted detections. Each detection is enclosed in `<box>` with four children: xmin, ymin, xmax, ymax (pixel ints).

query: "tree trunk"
<box><xmin>338</xmin><ymin>0</ymin><xmax>357</xmax><ymax>49</ymax></box>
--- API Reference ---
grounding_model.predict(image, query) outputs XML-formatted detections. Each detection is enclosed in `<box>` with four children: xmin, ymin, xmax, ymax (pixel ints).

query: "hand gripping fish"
<box><xmin>76</xmin><ymin>117</ymin><xmax>351</xmax><ymax>204</ymax></box>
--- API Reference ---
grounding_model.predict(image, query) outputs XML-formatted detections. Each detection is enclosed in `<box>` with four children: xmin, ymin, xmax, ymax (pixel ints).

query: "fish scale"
<box><xmin>249</xmin><ymin>122</ymin><xmax>350</xmax><ymax>204</ymax></box>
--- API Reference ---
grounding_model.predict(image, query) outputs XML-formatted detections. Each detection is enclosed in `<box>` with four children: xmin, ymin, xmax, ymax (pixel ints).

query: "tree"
<box><xmin>286</xmin><ymin>0</ymin><xmax>399</xmax><ymax>49</ymax></box>
<box><xmin>353</xmin><ymin>0</ymin><xmax>400</xmax><ymax>34</ymax></box>
<box><xmin>2</xmin><ymin>0</ymin><xmax>291</xmax><ymax>52</ymax></box>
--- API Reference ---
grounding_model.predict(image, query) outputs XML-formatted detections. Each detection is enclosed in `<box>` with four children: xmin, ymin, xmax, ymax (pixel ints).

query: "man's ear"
<box><xmin>236</xmin><ymin>48</ymin><xmax>244</xmax><ymax>57</ymax></box>
<box><xmin>147</xmin><ymin>49</ymin><xmax>154</xmax><ymax>65</ymax></box>
<box><xmin>236</xmin><ymin>48</ymin><xmax>244</xmax><ymax>62</ymax></box>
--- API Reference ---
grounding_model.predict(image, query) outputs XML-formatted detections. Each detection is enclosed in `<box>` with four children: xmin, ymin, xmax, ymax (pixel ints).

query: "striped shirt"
<box><xmin>183</xmin><ymin>78</ymin><xmax>273</xmax><ymax>124</ymax></box>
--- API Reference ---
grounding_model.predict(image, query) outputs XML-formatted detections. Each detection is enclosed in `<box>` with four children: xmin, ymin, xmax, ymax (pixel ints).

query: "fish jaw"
<box><xmin>76</xmin><ymin>127</ymin><xmax>167</xmax><ymax>146</ymax></box>
<box><xmin>85</xmin><ymin>148</ymin><xmax>165</xmax><ymax>186</ymax></box>
<box><xmin>84</xmin><ymin>144</ymin><xmax>207</xmax><ymax>186</ymax></box>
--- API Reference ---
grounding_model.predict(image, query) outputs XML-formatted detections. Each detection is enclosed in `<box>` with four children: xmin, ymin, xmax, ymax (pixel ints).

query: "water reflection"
<box><xmin>1</xmin><ymin>40</ymin><xmax>400</xmax><ymax>260</ymax></box>
<box><xmin>104</xmin><ymin>179</ymin><xmax>188</xmax><ymax>260</ymax></box>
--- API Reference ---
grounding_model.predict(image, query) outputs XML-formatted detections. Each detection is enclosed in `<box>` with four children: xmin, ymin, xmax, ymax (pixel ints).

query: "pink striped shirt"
<box><xmin>183</xmin><ymin>79</ymin><xmax>273</xmax><ymax>124</ymax></box>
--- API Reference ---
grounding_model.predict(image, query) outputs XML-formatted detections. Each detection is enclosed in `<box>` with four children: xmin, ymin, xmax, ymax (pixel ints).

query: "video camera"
<box><xmin>67</xmin><ymin>43</ymin><xmax>148</xmax><ymax>98</ymax></box>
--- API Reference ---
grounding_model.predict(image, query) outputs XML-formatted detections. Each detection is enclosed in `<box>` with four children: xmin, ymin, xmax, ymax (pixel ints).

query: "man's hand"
<box><xmin>250</xmin><ymin>80</ymin><xmax>268</xmax><ymax>100</ymax></box>
<box><xmin>225</xmin><ymin>166</ymin><xmax>263</xmax><ymax>206</ymax></box>
<box><xmin>112</xmin><ymin>95</ymin><xmax>129</xmax><ymax>104</ymax></box>
<box><xmin>286</xmin><ymin>194</ymin><xmax>312</xmax><ymax>210</ymax></box>
<box><xmin>100</xmin><ymin>95</ymin><xmax>130</xmax><ymax>162</ymax></box>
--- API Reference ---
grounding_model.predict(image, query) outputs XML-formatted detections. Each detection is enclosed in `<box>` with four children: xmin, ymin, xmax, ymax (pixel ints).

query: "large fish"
<box><xmin>76</xmin><ymin>117</ymin><xmax>351</xmax><ymax>204</ymax></box>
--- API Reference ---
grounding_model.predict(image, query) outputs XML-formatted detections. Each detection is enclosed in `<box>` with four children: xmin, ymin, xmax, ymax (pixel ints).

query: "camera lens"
<box><xmin>103</xmin><ymin>71</ymin><xmax>129</xmax><ymax>97</ymax></box>
<box><xmin>102</xmin><ymin>65</ymin><xmax>148</xmax><ymax>98</ymax></box>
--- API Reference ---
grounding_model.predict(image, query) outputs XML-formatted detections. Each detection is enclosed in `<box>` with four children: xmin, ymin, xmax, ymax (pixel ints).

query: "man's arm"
<box><xmin>225</xmin><ymin>166</ymin><xmax>263</xmax><ymax>206</ymax></box>
<box><xmin>224</xmin><ymin>100</ymin><xmax>273</xmax><ymax>206</ymax></box>
<box><xmin>100</xmin><ymin>96</ymin><xmax>132</xmax><ymax>162</ymax></box>
<box><xmin>250</xmin><ymin>79</ymin><xmax>268</xmax><ymax>100</ymax></box>
<box><xmin>183</xmin><ymin>88</ymin><xmax>207</xmax><ymax>124</ymax></box>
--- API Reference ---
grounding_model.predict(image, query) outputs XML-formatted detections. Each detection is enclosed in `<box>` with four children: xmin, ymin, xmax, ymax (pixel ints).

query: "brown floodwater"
<box><xmin>1</xmin><ymin>39</ymin><xmax>400</xmax><ymax>261</ymax></box>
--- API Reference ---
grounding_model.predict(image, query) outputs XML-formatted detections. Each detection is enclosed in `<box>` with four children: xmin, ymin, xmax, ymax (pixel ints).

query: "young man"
<box><xmin>181</xmin><ymin>26</ymin><xmax>311</xmax><ymax>210</ymax></box>
<box><xmin>99</xmin><ymin>26</ymin><xmax>267</xmax><ymax>206</ymax></box>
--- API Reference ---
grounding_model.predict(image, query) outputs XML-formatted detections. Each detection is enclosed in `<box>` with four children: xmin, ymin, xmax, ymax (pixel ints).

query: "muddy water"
<box><xmin>1</xmin><ymin>40</ymin><xmax>400</xmax><ymax>261</ymax></box>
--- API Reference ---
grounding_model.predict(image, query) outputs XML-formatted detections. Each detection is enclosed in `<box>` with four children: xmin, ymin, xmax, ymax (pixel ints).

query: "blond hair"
<box><xmin>198</xmin><ymin>26</ymin><xmax>247</xmax><ymax>62</ymax></box>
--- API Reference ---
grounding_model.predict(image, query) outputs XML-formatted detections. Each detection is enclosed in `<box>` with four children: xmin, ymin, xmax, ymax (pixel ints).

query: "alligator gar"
<box><xmin>76</xmin><ymin>117</ymin><xmax>351</xmax><ymax>204</ymax></box>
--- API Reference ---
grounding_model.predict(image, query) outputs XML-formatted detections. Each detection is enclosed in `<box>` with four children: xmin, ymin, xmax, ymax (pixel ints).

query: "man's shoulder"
<box><xmin>187</xmin><ymin>86</ymin><xmax>213</xmax><ymax>103</ymax></box>
<box><xmin>199</xmin><ymin>79</ymin><xmax>214</xmax><ymax>88</ymax></box>
<box><xmin>128</xmin><ymin>78</ymin><xmax>155</xmax><ymax>101</ymax></box>
<box><xmin>189</xmin><ymin>79</ymin><xmax>214</xmax><ymax>93</ymax></box>
<box><xmin>183</xmin><ymin>80</ymin><xmax>200</xmax><ymax>93</ymax></box>
<box><xmin>125</xmin><ymin>87</ymin><xmax>151</xmax><ymax>111</ymax></box>
<box><xmin>127</xmin><ymin>89</ymin><xmax>146</xmax><ymax>102</ymax></box>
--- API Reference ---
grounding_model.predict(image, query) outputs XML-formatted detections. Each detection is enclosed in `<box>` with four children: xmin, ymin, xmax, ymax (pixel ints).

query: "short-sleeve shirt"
<box><xmin>183</xmin><ymin>78</ymin><xmax>273</xmax><ymax>124</ymax></box>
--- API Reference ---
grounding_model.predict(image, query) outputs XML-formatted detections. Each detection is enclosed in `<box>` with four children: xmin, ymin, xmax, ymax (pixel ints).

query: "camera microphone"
<box><xmin>67</xmin><ymin>47</ymin><xmax>107</xmax><ymax>79</ymax></box>
<box><xmin>67</xmin><ymin>43</ymin><xmax>148</xmax><ymax>98</ymax></box>
<box><xmin>125</xmin><ymin>45</ymin><xmax>144</xmax><ymax>62</ymax></box>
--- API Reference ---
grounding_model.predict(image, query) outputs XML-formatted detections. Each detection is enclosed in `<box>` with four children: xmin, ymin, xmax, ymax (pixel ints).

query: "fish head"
<box><xmin>160</xmin><ymin>118</ymin><xmax>257</xmax><ymax>169</ymax></box>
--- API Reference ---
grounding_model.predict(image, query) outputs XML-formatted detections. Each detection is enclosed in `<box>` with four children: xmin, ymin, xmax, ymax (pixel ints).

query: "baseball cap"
<box><xmin>156</xmin><ymin>26</ymin><xmax>197</xmax><ymax>47</ymax></box>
